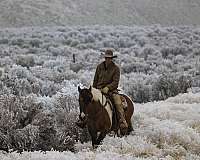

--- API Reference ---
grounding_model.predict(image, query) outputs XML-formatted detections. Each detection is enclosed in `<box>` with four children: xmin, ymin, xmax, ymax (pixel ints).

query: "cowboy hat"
<box><xmin>103</xmin><ymin>49</ymin><xmax>117</xmax><ymax>58</ymax></box>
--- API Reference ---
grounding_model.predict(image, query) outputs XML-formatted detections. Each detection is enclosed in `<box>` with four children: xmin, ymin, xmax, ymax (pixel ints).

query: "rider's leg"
<box><xmin>112</xmin><ymin>94</ymin><xmax>128</xmax><ymax>129</ymax></box>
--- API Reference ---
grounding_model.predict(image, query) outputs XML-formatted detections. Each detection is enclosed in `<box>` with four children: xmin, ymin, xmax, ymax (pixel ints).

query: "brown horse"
<box><xmin>77</xmin><ymin>86</ymin><xmax>134</xmax><ymax>148</ymax></box>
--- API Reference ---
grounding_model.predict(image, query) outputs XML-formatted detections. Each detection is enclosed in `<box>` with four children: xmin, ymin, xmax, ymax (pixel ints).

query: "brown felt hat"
<box><xmin>103</xmin><ymin>50</ymin><xmax>117</xmax><ymax>58</ymax></box>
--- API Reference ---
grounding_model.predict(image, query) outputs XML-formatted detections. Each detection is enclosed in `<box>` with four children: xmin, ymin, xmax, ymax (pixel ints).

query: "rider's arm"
<box><xmin>107</xmin><ymin>66</ymin><xmax>120</xmax><ymax>91</ymax></box>
<box><xmin>93</xmin><ymin>65</ymin><xmax>99</xmax><ymax>88</ymax></box>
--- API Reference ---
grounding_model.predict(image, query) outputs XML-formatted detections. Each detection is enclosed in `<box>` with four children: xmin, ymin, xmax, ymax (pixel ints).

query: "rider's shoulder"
<box><xmin>97</xmin><ymin>62</ymin><xmax>104</xmax><ymax>68</ymax></box>
<box><xmin>112</xmin><ymin>62</ymin><xmax>120</xmax><ymax>70</ymax></box>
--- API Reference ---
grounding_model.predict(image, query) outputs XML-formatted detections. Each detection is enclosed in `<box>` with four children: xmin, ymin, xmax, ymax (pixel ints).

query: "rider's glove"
<box><xmin>101</xmin><ymin>86</ymin><xmax>109</xmax><ymax>94</ymax></box>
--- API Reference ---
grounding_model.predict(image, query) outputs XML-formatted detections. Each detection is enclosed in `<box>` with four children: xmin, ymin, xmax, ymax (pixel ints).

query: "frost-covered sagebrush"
<box><xmin>0</xmin><ymin>25</ymin><xmax>199</xmax><ymax>153</ymax></box>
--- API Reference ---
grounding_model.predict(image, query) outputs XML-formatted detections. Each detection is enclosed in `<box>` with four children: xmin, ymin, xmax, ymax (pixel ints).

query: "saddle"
<box><xmin>105</xmin><ymin>94</ymin><xmax>127</xmax><ymax>110</ymax></box>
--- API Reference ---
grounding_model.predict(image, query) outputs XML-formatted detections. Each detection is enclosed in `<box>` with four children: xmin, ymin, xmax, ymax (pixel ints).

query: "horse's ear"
<box><xmin>89</xmin><ymin>85</ymin><xmax>92</xmax><ymax>91</ymax></box>
<box><xmin>78</xmin><ymin>86</ymin><xmax>81</xmax><ymax>92</ymax></box>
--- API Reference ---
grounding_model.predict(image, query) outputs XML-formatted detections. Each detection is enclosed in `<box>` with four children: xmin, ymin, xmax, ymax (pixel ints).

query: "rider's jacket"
<box><xmin>93</xmin><ymin>61</ymin><xmax>120</xmax><ymax>93</ymax></box>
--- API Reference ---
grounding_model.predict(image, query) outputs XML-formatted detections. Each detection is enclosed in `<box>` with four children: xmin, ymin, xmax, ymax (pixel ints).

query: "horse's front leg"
<box><xmin>88</xmin><ymin>127</ymin><xmax>97</xmax><ymax>148</ymax></box>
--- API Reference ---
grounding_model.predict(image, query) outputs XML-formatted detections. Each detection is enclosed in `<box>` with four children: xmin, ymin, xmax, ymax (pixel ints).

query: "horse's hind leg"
<box><xmin>127</xmin><ymin>120</ymin><xmax>133</xmax><ymax>134</ymax></box>
<box><xmin>96</xmin><ymin>131</ymin><xmax>107</xmax><ymax>145</ymax></box>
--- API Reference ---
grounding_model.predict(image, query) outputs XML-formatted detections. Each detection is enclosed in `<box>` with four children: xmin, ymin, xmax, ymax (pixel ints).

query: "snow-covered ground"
<box><xmin>1</xmin><ymin>92</ymin><xmax>199</xmax><ymax>160</ymax></box>
<box><xmin>1</xmin><ymin>0</ymin><xmax>200</xmax><ymax>27</ymax></box>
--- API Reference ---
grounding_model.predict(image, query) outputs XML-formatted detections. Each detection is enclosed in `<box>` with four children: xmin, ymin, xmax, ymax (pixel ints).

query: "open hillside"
<box><xmin>0</xmin><ymin>25</ymin><xmax>200</xmax><ymax>102</ymax></box>
<box><xmin>1</xmin><ymin>0</ymin><xmax>200</xmax><ymax>27</ymax></box>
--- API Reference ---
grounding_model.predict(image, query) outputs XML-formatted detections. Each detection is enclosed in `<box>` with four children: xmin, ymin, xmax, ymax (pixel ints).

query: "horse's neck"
<box><xmin>91</xmin><ymin>87</ymin><xmax>107</xmax><ymax>106</ymax></box>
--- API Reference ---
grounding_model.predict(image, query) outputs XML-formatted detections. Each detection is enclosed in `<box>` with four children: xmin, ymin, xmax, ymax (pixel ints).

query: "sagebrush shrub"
<box><xmin>16</xmin><ymin>55</ymin><xmax>35</xmax><ymax>68</ymax></box>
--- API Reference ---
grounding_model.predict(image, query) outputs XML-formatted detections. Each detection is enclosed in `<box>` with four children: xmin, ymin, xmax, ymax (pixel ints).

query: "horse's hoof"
<box><xmin>92</xmin><ymin>145</ymin><xmax>98</xmax><ymax>150</ymax></box>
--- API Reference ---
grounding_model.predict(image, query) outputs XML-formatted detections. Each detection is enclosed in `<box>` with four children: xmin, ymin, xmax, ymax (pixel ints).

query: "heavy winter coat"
<box><xmin>93</xmin><ymin>61</ymin><xmax>120</xmax><ymax>92</ymax></box>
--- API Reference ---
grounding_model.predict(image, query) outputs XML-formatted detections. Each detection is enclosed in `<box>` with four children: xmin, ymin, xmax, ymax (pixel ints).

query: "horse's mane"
<box><xmin>90</xmin><ymin>87</ymin><xmax>112</xmax><ymax>126</ymax></box>
<box><xmin>91</xmin><ymin>87</ymin><xmax>107</xmax><ymax>106</ymax></box>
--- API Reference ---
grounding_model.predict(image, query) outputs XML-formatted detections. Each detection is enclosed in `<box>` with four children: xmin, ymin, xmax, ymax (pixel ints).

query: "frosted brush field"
<box><xmin>0</xmin><ymin>25</ymin><xmax>200</xmax><ymax>159</ymax></box>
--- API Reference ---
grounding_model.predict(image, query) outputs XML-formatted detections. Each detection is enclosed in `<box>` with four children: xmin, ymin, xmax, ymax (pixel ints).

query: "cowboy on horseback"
<box><xmin>76</xmin><ymin>49</ymin><xmax>128</xmax><ymax>130</ymax></box>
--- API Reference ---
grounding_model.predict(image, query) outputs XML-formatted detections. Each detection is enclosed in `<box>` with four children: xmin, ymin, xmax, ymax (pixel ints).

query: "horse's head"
<box><xmin>78</xmin><ymin>86</ymin><xmax>93</xmax><ymax>120</ymax></box>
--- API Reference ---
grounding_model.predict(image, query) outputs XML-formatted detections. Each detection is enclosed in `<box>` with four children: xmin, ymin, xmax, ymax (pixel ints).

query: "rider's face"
<box><xmin>105</xmin><ymin>57</ymin><xmax>112</xmax><ymax>65</ymax></box>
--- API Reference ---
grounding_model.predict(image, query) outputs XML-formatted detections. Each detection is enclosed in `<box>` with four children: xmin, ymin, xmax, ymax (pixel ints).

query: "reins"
<box><xmin>101</xmin><ymin>92</ymin><xmax>108</xmax><ymax>108</ymax></box>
